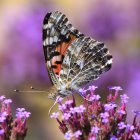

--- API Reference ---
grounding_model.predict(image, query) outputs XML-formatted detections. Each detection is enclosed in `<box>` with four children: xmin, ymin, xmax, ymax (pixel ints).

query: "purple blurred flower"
<box><xmin>62</xmin><ymin>113</ymin><xmax>71</xmax><ymax>120</ymax></box>
<box><xmin>1</xmin><ymin>7</ymin><xmax>49</xmax><ymax>86</ymax></box>
<box><xmin>100</xmin><ymin>112</ymin><xmax>109</xmax><ymax>119</ymax></box>
<box><xmin>89</xmin><ymin>95</ymin><xmax>101</xmax><ymax>101</ymax></box>
<box><xmin>88</xmin><ymin>85</ymin><xmax>98</xmax><ymax>91</ymax></box>
<box><xmin>65</xmin><ymin>100</ymin><xmax>73</xmax><ymax>105</ymax></box>
<box><xmin>89</xmin><ymin>137</ymin><xmax>96</xmax><ymax>140</ymax></box>
<box><xmin>104</xmin><ymin>103</ymin><xmax>117</xmax><ymax>111</ymax></box>
<box><xmin>79</xmin><ymin>88</ymin><xmax>87</xmax><ymax>96</ymax></box>
<box><xmin>88</xmin><ymin>1</ymin><xmax>127</xmax><ymax>41</ymax></box>
<box><xmin>117</xmin><ymin>109</ymin><xmax>126</xmax><ymax>115</ymax></box>
<box><xmin>133</xmin><ymin>110</ymin><xmax>140</xmax><ymax>116</ymax></box>
<box><xmin>59</xmin><ymin>104</ymin><xmax>67</xmax><ymax>111</ymax></box>
<box><xmin>109</xmin><ymin>86</ymin><xmax>123</xmax><ymax>91</ymax></box>
<box><xmin>126</xmin><ymin>124</ymin><xmax>135</xmax><ymax>131</ymax></box>
<box><xmin>91</xmin><ymin>126</ymin><xmax>100</xmax><ymax>134</ymax></box>
<box><xmin>132</xmin><ymin>132</ymin><xmax>140</xmax><ymax>140</ymax></box>
<box><xmin>110</xmin><ymin>136</ymin><xmax>118</xmax><ymax>140</ymax></box>
<box><xmin>50</xmin><ymin>112</ymin><xmax>59</xmax><ymax>119</ymax></box>
<box><xmin>0</xmin><ymin>96</ymin><xmax>5</xmax><ymax>101</ymax></box>
<box><xmin>0</xmin><ymin>129</ymin><xmax>4</xmax><ymax>135</ymax></box>
<box><xmin>64</xmin><ymin>131</ymin><xmax>73</xmax><ymax>140</ymax></box>
<box><xmin>118</xmin><ymin>122</ymin><xmax>126</xmax><ymax>130</ymax></box>
<box><xmin>3</xmin><ymin>99</ymin><xmax>12</xmax><ymax>104</ymax></box>
<box><xmin>73</xmin><ymin>130</ymin><xmax>82</xmax><ymax>138</ymax></box>
<box><xmin>0</xmin><ymin>95</ymin><xmax>31</xmax><ymax>140</ymax></box>
<box><xmin>120</xmin><ymin>94</ymin><xmax>129</xmax><ymax>104</ymax></box>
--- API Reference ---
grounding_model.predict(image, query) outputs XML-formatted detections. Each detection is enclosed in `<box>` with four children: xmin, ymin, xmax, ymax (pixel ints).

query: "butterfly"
<box><xmin>43</xmin><ymin>11</ymin><xmax>112</xmax><ymax>100</ymax></box>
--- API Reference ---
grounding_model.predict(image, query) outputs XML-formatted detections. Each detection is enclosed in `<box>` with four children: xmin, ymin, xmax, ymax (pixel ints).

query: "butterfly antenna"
<box><xmin>13</xmin><ymin>86</ymin><xmax>48</xmax><ymax>94</ymax></box>
<box><xmin>48</xmin><ymin>96</ymin><xmax>60</xmax><ymax>116</ymax></box>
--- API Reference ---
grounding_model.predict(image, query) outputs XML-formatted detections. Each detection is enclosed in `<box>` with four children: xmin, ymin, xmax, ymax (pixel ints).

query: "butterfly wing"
<box><xmin>59</xmin><ymin>36</ymin><xmax>112</xmax><ymax>90</ymax></box>
<box><xmin>43</xmin><ymin>11</ymin><xmax>83</xmax><ymax>90</ymax></box>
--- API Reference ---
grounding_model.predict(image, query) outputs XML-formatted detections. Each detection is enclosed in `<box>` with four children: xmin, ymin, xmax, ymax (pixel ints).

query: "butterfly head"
<box><xmin>48</xmin><ymin>88</ymin><xmax>73</xmax><ymax>100</ymax></box>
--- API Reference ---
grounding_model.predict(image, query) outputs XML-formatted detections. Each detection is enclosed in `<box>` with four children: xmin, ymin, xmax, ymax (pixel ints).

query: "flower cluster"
<box><xmin>0</xmin><ymin>95</ymin><xmax>31</xmax><ymax>140</ymax></box>
<box><xmin>50</xmin><ymin>86</ymin><xmax>140</xmax><ymax>140</ymax></box>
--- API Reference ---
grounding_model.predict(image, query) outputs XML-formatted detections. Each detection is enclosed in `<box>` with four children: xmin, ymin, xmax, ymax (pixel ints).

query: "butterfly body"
<box><xmin>43</xmin><ymin>11</ymin><xmax>112</xmax><ymax>100</ymax></box>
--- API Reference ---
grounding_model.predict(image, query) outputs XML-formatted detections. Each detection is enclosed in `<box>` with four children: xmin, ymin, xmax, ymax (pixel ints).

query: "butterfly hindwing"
<box><xmin>59</xmin><ymin>36</ymin><xmax>112</xmax><ymax>90</ymax></box>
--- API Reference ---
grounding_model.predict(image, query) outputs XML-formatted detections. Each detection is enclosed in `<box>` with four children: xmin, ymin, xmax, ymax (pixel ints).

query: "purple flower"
<box><xmin>0</xmin><ymin>96</ymin><xmax>5</xmax><ymax>101</ymax></box>
<box><xmin>0</xmin><ymin>95</ymin><xmax>30</xmax><ymax>139</ymax></box>
<box><xmin>79</xmin><ymin>88</ymin><xmax>87</xmax><ymax>96</ymax></box>
<box><xmin>118</xmin><ymin>122</ymin><xmax>126</xmax><ymax>130</ymax></box>
<box><xmin>64</xmin><ymin>131</ymin><xmax>73</xmax><ymax>140</ymax></box>
<box><xmin>65</xmin><ymin>100</ymin><xmax>73</xmax><ymax>105</ymax></box>
<box><xmin>50</xmin><ymin>112</ymin><xmax>59</xmax><ymax>119</ymax></box>
<box><xmin>73</xmin><ymin>130</ymin><xmax>82</xmax><ymax>138</ymax></box>
<box><xmin>70</xmin><ymin>107</ymin><xmax>76</xmax><ymax>114</ymax></box>
<box><xmin>0</xmin><ymin>116</ymin><xmax>6</xmax><ymax>122</ymax></box>
<box><xmin>102</xmin><ymin>118</ymin><xmax>109</xmax><ymax>123</ymax></box>
<box><xmin>1</xmin><ymin>111</ymin><xmax>8</xmax><ymax>117</ymax></box>
<box><xmin>16</xmin><ymin>108</ymin><xmax>31</xmax><ymax>119</ymax></box>
<box><xmin>109</xmin><ymin>86</ymin><xmax>123</xmax><ymax>91</ymax></box>
<box><xmin>0</xmin><ymin>129</ymin><xmax>4</xmax><ymax>135</ymax></box>
<box><xmin>88</xmin><ymin>85</ymin><xmax>98</xmax><ymax>91</ymax></box>
<box><xmin>120</xmin><ymin>94</ymin><xmax>129</xmax><ymax>104</ymax></box>
<box><xmin>57</xmin><ymin>97</ymin><xmax>64</xmax><ymax>103</ymax></box>
<box><xmin>78</xmin><ymin>105</ymin><xmax>86</xmax><ymax>113</ymax></box>
<box><xmin>117</xmin><ymin>109</ymin><xmax>126</xmax><ymax>115</ymax></box>
<box><xmin>51</xmin><ymin>85</ymin><xmax>140</xmax><ymax>140</ymax></box>
<box><xmin>89</xmin><ymin>95</ymin><xmax>101</xmax><ymax>101</ymax></box>
<box><xmin>100</xmin><ymin>112</ymin><xmax>109</xmax><ymax>119</ymax></box>
<box><xmin>16</xmin><ymin>108</ymin><xmax>25</xmax><ymax>112</ymax></box>
<box><xmin>110</xmin><ymin>135</ymin><xmax>118</xmax><ymax>140</ymax></box>
<box><xmin>133</xmin><ymin>110</ymin><xmax>140</xmax><ymax>116</ymax></box>
<box><xmin>62</xmin><ymin>113</ymin><xmax>71</xmax><ymax>120</ymax></box>
<box><xmin>132</xmin><ymin>132</ymin><xmax>140</xmax><ymax>140</ymax></box>
<box><xmin>89</xmin><ymin>137</ymin><xmax>96</xmax><ymax>140</ymax></box>
<box><xmin>91</xmin><ymin>126</ymin><xmax>100</xmax><ymax>134</ymax></box>
<box><xmin>126</xmin><ymin>124</ymin><xmax>135</xmax><ymax>131</ymax></box>
<box><xmin>3</xmin><ymin>99</ymin><xmax>12</xmax><ymax>104</ymax></box>
<box><xmin>59</xmin><ymin>104</ymin><xmax>67</xmax><ymax>111</ymax></box>
<box><xmin>104</xmin><ymin>103</ymin><xmax>117</xmax><ymax>111</ymax></box>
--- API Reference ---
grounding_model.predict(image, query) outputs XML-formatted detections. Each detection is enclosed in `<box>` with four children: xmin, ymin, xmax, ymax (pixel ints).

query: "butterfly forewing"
<box><xmin>43</xmin><ymin>11</ymin><xmax>83</xmax><ymax>89</ymax></box>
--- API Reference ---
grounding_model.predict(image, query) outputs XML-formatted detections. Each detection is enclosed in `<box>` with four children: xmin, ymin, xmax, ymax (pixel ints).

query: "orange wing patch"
<box><xmin>51</xmin><ymin>35</ymin><xmax>77</xmax><ymax>75</ymax></box>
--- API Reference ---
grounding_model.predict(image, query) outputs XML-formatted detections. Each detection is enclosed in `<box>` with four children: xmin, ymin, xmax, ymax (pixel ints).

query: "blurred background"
<box><xmin>0</xmin><ymin>0</ymin><xmax>140</xmax><ymax>139</ymax></box>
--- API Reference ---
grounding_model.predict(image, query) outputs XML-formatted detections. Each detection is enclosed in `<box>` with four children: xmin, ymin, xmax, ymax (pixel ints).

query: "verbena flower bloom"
<box><xmin>104</xmin><ymin>103</ymin><xmax>117</xmax><ymax>111</ymax></box>
<box><xmin>118</xmin><ymin>122</ymin><xmax>126</xmax><ymax>130</ymax></box>
<box><xmin>91</xmin><ymin>126</ymin><xmax>100</xmax><ymax>134</ymax></box>
<box><xmin>110</xmin><ymin>135</ymin><xmax>118</xmax><ymax>140</ymax></box>
<box><xmin>132</xmin><ymin>132</ymin><xmax>140</xmax><ymax>140</ymax></box>
<box><xmin>59</xmin><ymin>104</ymin><xmax>67</xmax><ymax>111</ymax></box>
<box><xmin>64</xmin><ymin>131</ymin><xmax>73</xmax><ymax>140</ymax></box>
<box><xmin>50</xmin><ymin>85</ymin><xmax>140</xmax><ymax>140</ymax></box>
<box><xmin>73</xmin><ymin>130</ymin><xmax>82</xmax><ymax>138</ymax></box>
<box><xmin>109</xmin><ymin>86</ymin><xmax>123</xmax><ymax>91</ymax></box>
<box><xmin>120</xmin><ymin>94</ymin><xmax>129</xmax><ymax>104</ymax></box>
<box><xmin>0</xmin><ymin>95</ymin><xmax>31</xmax><ymax>140</ymax></box>
<box><xmin>88</xmin><ymin>85</ymin><xmax>98</xmax><ymax>91</ymax></box>
<box><xmin>62</xmin><ymin>113</ymin><xmax>71</xmax><ymax>120</ymax></box>
<box><xmin>50</xmin><ymin>112</ymin><xmax>59</xmax><ymax>119</ymax></box>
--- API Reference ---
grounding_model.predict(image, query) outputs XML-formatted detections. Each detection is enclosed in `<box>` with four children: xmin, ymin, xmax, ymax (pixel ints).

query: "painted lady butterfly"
<box><xmin>43</xmin><ymin>11</ymin><xmax>112</xmax><ymax>100</ymax></box>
